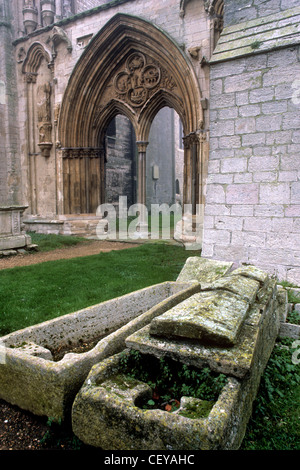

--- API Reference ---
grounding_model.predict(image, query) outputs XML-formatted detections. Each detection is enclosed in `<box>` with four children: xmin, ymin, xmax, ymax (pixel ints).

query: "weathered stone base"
<box><xmin>0</xmin><ymin>234</ymin><xmax>32</xmax><ymax>251</ymax></box>
<box><xmin>23</xmin><ymin>214</ymin><xmax>104</xmax><ymax>237</ymax></box>
<box><xmin>0</xmin><ymin>206</ymin><xmax>31</xmax><ymax>250</ymax></box>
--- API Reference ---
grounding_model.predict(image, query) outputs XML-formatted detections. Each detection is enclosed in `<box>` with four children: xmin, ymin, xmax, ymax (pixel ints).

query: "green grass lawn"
<box><xmin>0</xmin><ymin>243</ymin><xmax>199</xmax><ymax>335</ymax></box>
<box><xmin>0</xmin><ymin>236</ymin><xmax>299</xmax><ymax>450</ymax></box>
<box><xmin>27</xmin><ymin>232</ymin><xmax>90</xmax><ymax>252</ymax></box>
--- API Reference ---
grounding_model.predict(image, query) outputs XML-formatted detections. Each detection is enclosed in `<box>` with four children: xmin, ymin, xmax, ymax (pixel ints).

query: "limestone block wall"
<box><xmin>76</xmin><ymin>0</ymin><xmax>113</xmax><ymax>13</ymax></box>
<box><xmin>105</xmin><ymin>114</ymin><xmax>136</xmax><ymax>208</ymax></box>
<box><xmin>202</xmin><ymin>2</ymin><xmax>300</xmax><ymax>284</ymax></box>
<box><xmin>0</xmin><ymin>0</ymin><xmax>22</xmax><ymax>206</ymax></box>
<box><xmin>224</xmin><ymin>0</ymin><xmax>300</xmax><ymax>26</ymax></box>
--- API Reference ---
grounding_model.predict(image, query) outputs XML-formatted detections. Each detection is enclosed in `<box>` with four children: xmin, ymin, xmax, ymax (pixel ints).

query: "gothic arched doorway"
<box><xmin>58</xmin><ymin>13</ymin><xmax>204</xmax><ymax>221</ymax></box>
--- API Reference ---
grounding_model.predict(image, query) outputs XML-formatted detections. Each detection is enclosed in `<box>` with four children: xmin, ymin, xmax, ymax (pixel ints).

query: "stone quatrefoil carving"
<box><xmin>114</xmin><ymin>52</ymin><xmax>166</xmax><ymax>108</ymax></box>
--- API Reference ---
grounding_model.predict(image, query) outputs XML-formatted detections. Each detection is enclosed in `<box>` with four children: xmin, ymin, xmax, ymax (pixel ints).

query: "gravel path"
<box><xmin>0</xmin><ymin>240</ymin><xmax>139</xmax><ymax>270</ymax></box>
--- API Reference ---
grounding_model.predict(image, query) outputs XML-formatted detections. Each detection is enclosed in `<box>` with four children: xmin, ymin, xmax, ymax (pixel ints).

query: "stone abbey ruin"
<box><xmin>1</xmin><ymin>0</ymin><xmax>300</xmax><ymax>284</ymax></box>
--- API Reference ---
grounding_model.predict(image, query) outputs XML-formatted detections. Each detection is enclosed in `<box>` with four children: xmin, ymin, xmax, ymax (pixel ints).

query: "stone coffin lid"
<box><xmin>126</xmin><ymin>266</ymin><xmax>274</xmax><ymax>378</ymax></box>
<box><xmin>149</xmin><ymin>289</ymin><xmax>251</xmax><ymax>347</ymax></box>
<box><xmin>150</xmin><ymin>270</ymin><xmax>261</xmax><ymax>347</ymax></box>
<box><xmin>176</xmin><ymin>257</ymin><xmax>233</xmax><ymax>287</ymax></box>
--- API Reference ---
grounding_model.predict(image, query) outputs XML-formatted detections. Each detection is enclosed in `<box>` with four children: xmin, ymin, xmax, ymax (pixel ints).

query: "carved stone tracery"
<box><xmin>113</xmin><ymin>52</ymin><xmax>172</xmax><ymax>109</ymax></box>
<box><xmin>59</xmin><ymin>14</ymin><xmax>204</xmax><ymax>214</ymax></box>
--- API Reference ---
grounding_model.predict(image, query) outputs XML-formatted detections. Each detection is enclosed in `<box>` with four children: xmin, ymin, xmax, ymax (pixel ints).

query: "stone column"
<box><xmin>183</xmin><ymin>134</ymin><xmax>193</xmax><ymax>207</ymax></box>
<box><xmin>136</xmin><ymin>141</ymin><xmax>148</xmax><ymax>236</ymax></box>
<box><xmin>179</xmin><ymin>132</ymin><xmax>205</xmax><ymax>247</ymax></box>
<box><xmin>0</xmin><ymin>2</ymin><xmax>20</xmax><ymax>207</ymax></box>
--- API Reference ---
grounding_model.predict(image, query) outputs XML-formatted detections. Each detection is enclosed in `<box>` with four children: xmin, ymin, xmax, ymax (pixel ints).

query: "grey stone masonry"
<box><xmin>202</xmin><ymin>2</ymin><xmax>300</xmax><ymax>285</ymax></box>
<box><xmin>224</xmin><ymin>0</ymin><xmax>300</xmax><ymax>28</ymax></box>
<box><xmin>0</xmin><ymin>0</ymin><xmax>21</xmax><ymax>206</ymax></box>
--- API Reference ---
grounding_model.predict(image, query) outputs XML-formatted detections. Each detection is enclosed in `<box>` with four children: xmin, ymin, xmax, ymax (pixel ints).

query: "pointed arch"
<box><xmin>58</xmin><ymin>13</ymin><xmax>202</xmax><ymax>148</ymax></box>
<box><xmin>58</xmin><ymin>13</ymin><xmax>205</xmax><ymax>215</ymax></box>
<box><xmin>22</xmin><ymin>42</ymin><xmax>52</xmax><ymax>77</ymax></box>
<box><xmin>94</xmin><ymin>99</ymin><xmax>137</xmax><ymax>144</ymax></box>
<box><xmin>138</xmin><ymin>88</ymin><xmax>187</xmax><ymax>144</ymax></box>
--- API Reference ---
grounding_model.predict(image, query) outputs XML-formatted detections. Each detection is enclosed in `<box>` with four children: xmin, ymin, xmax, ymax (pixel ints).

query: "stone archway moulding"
<box><xmin>58</xmin><ymin>13</ymin><xmax>204</xmax><ymax>214</ymax></box>
<box><xmin>58</xmin><ymin>13</ymin><xmax>203</xmax><ymax>148</ymax></box>
<box><xmin>180</xmin><ymin>0</ymin><xmax>224</xmax><ymax>18</ymax></box>
<box><xmin>22</xmin><ymin>41</ymin><xmax>53</xmax><ymax>82</ymax></box>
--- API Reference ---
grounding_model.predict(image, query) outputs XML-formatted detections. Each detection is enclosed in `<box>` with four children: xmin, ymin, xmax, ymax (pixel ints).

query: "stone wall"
<box><xmin>0</xmin><ymin>0</ymin><xmax>21</xmax><ymax>206</ymax></box>
<box><xmin>201</xmin><ymin>1</ymin><xmax>300</xmax><ymax>284</ymax></box>
<box><xmin>105</xmin><ymin>114</ymin><xmax>136</xmax><ymax>208</ymax></box>
<box><xmin>76</xmin><ymin>0</ymin><xmax>114</xmax><ymax>13</ymax></box>
<box><xmin>224</xmin><ymin>0</ymin><xmax>300</xmax><ymax>26</ymax></box>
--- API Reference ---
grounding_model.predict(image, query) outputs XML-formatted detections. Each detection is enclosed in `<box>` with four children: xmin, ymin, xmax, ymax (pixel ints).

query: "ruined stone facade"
<box><xmin>0</xmin><ymin>0</ymin><xmax>300</xmax><ymax>283</ymax></box>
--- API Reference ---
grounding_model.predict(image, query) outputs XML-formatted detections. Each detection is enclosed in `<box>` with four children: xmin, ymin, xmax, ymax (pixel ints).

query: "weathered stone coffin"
<box><xmin>72</xmin><ymin>263</ymin><xmax>282</xmax><ymax>450</ymax></box>
<box><xmin>0</xmin><ymin>281</ymin><xmax>200</xmax><ymax>421</ymax></box>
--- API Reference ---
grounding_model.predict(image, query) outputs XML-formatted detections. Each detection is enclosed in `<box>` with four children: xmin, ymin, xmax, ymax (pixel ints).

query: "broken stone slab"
<box><xmin>27</xmin><ymin>244</ymin><xmax>39</xmax><ymax>251</ymax></box>
<box><xmin>72</xmin><ymin>350</ymin><xmax>242</xmax><ymax>450</ymax></box>
<box><xmin>176</xmin><ymin>257</ymin><xmax>233</xmax><ymax>286</ymax></box>
<box><xmin>1</xmin><ymin>249</ymin><xmax>17</xmax><ymax>256</ymax></box>
<box><xmin>149</xmin><ymin>267</ymin><xmax>266</xmax><ymax>347</ymax></box>
<box><xmin>286</xmin><ymin>287</ymin><xmax>300</xmax><ymax>299</ymax></box>
<box><xmin>279</xmin><ymin>322</ymin><xmax>300</xmax><ymax>340</ymax></box>
<box><xmin>0</xmin><ymin>281</ymin><xmax>200</xmax><ymax>422</ymax></box>
<box><xmin>15</xmin><ymin>342</ymin><xmax>53</xmax><ymax>360</ymax></box>
<box><xmin>230</xmin><ymin>265</ymin><xmax>270</xmax><ymax>284</ymax></box>
<box><xmin>150</xmin><ymin>290</ymin><xmax>250</xmax><ymax>347</ymax></box>
<box><xmin>17</xmin><ymin>248</ymin><xmax>29</xmax><ymax>255</ymax></box>
<box><xmin>201</xmin><ymin>274</ymin><xmax>260</xmax><ymax>304</ymax></box>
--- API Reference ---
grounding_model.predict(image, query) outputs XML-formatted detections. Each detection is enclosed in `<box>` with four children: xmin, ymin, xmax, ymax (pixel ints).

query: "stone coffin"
<box><xmin>72</xmin><ymin>264</ymin><xmax>282</xmax><ymax>450</ymax></box>
<box><xmin>0</xmin><ymin>281</ymin><xmax>200</xmax><ymax>422</ymax></box>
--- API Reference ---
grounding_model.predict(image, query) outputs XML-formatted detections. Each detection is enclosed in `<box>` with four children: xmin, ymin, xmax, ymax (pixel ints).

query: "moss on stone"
<box><xmin>178</xmin><ymin>398</ymin><xmax>214</xmax><ymax>419</ymax></box>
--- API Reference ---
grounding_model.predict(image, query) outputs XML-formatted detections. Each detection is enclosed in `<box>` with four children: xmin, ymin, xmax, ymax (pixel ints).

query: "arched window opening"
<box><xmin>146</xmin><ymin>107</ymin><xmax>184</xmax><ymax>209</ymax></box>
<box><xmin>104</xmin><ymin>114</ymin><xmax>137</xmax><ymax>211</ymax></box>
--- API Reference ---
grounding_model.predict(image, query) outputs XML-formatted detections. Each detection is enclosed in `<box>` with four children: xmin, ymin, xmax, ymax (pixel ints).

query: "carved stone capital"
<box><xmin>183</xmin><ymin>131</ymin><xmax>206</xmax><ymax>148</ymax></box>
<box><xmin>62</xmin><ymin>147</ymin><xmax>105</xmax><ymax>159</ymax></box>
<box><xmin>136</xmin><ymin>141</ymin><xmax>149</xmax><ymax>153</ymax></box>
<box><xmin>38</xmin><ymin>142</ymin><xmax>53</xmax><ymax>157</ymax></box>
<box><xmin>188</xmin><ymin>46</ymin><xmax>201</xmax><ymax>60</ymax></box>
<box><xmin>25</xmin><ymin>72</ymin><xmax>38</xmax><ymax>83</ymax></box>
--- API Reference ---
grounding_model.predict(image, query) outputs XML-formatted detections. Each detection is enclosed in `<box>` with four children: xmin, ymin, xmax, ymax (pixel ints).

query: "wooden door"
<box><xmin>63</xmin><ymin>149</ymin><xmax>104</xmax><ymax>214</ymax></box>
